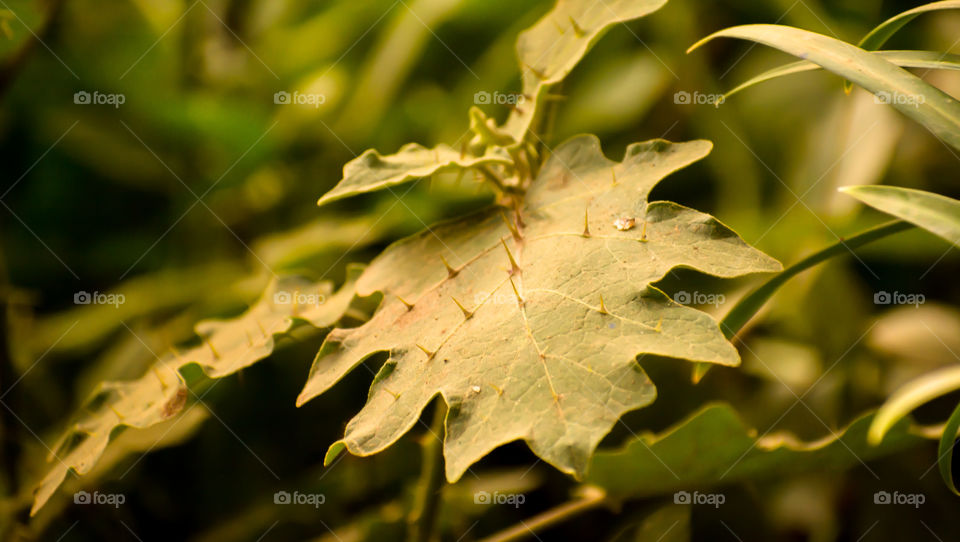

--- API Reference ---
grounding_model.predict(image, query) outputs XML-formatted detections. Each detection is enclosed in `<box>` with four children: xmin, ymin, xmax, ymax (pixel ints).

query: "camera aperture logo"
<box><xmin>674</xmin><ymin>291</ymin><xmax>725</xmax><ymax>307</ymax></box>
<box><xmin>274</xmin><ymin>90</ymin><xmax>326</xmax><ymax>108</ymax></box>
<box><xmin>474</xmin><ymin>90</ymin><xmax>525</xmax><ymax>106</ymax></box>
<box><xmin>474</xmin><ymin>491</ymin><xmax>525</xmax><ymax>508</ymax></box>
<box><xmin>674</xmin><ymin>490</ymin><xmax>725</xmax><ymax>508</ymax></box>
<box><xmin>74</xmin><ymin>291</ymin><xmax>125</xmax><ymax>307</ymax></box>
<box><xmin>874</xmin><ymin>291</ymin><xmax>924</xmax><ymax>307</ymax></box>
<box><xmin>74</xmin><ymin>90</ymin><xmax>126</xmax><ymax>108</ymax></box>
<box><xmin>874</xmin><ymin>490</ymin><xmax>924</xmax><ymax>508</ymax></box>
<box><xmin>273</xmin><ymin>290</ymin><xmax>326</xmax><ymax>307</ymax></box>
<box><xmin>74</xmin><ymin>490</ymin><xmax>125</xmax><ymax>508</ymax></box>
<box><xmin>273</xmin><ymin>490</ymin><xmax>325</xmax><ymax>508</ymax></box>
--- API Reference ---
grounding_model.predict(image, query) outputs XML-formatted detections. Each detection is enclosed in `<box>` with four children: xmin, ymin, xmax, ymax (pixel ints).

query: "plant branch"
<box><xmin>477</xmin><ymin>486</ymin><xmax>609</xmax><ymax>542</ymax></box>
<box><xmin>407</xmin><ymin>399</ymin><xmax>447</xmax><ymax>542</ymax></box>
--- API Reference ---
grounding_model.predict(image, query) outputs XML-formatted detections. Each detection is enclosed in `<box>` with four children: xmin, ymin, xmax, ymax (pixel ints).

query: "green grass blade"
<box><xmin>845</xmin><ymin>1</ymin><xmax>960</xmax><ymax>92</ymax></box>
<box><xmin>725</xmin><ymin>51</ymin><xmax>960</xmax><ymax>101</ymax></box>
<box><xmin>692</xmin><ymin>220</ymin><xmax>912</xmax><ymax>383</ymax></box>
<box><xmin>868</xmin><ymin>366</ymin><xmax>960</xmax><ymax>445</ymax></box>
<box><xmin>859</xmin><ymin>1</ymin><xmax>960</xmax><ymax>51</ymax></box>
<box><xmin>939</xmin><ymin>401</ymin><xmax>960</xmax><ymax>496</ymax></box>
<box><xmin>689</xmin><ymin>25</ymin><xmax>960</xmax><ymax>151</ymax></box>
<box><xmin>840</xmin><ymin>185</ymin><xmax>960</xmax><ymax>245</ymax></box>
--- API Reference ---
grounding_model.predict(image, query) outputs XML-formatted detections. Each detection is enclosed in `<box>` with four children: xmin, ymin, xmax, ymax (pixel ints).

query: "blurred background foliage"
<box><xmin>1</xmin><ymin>0</ymin><xmax>959</xmax><ymax>540</ymax></box>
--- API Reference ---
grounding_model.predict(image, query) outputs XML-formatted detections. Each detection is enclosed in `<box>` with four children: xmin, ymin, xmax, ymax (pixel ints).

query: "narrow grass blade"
<box><xmin>840</xmin><ymin>185</ymin><xmax>960</xmax><ymax>245</ymax></box>
<box><xmin>939</xmin><ymin>400</ymin><xmax>960</xmax><ymax>495</ymax></box>
<box><xmin>689</xmin><ymin>25</ymin><xmax>960</xmax><ymax>151</ymax></box>
<box><xmin>869</xmin><ymin>366</ymin><xmax>960</xmax><ymax>445</ymax></box>
<box><xmin>725</xmin><ymin>51</ymin><xmax>960</xmax><ymax>101</ymax></box>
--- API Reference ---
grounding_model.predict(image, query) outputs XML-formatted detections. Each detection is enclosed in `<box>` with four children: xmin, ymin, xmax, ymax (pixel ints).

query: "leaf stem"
<box><xmin>408</xmin><ymin>399</ymin><xmax>447</xmax><ymax>542</ymax></box>
<box><xmin>477</xmin><ymin>486</ymin><xmax>609</xmax><ymax>542</ymax></box>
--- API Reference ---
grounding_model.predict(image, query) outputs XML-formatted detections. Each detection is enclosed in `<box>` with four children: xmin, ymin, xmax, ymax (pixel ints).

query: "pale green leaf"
<box><xmin>298</xmin><ymin>135</ymin><xmax>780</xmax><ymax>482</ymax></box>
<box><xmin>689</xmin><ymin>25</ymin><xmax>960</xmax><ymax>151</ymax></box>
<box><xmin>500</xmin><ymin>0</ymin><xmax>668</xmax><ymax>142</ymax></box>
<box><xmin>840</xmin><ymin>185</ymin><xmax>960</xmax><ymax>245</ymax></box>
<box><xmin>867</xmin><ymin>365</ymin><xmax>960</xmax><ymax>446</ymax></box>
<box><xmin>587</xmin><ymin>403</ymin><xmax>924</xmax><ymax>498</ymax></box>
<box><xmin>317</xmin><ymin>143</ymin><xmax>511</xmax><ymax>207</ymax></box>
<box><xmin>724</xmin><ymin>51</ymin><xmax>960</xmax><ymax>101</ymax></box>
<box><xmin>30</xmin><ymin>269</ymin><xmax>361</xmax><ymax>515</ymax></box>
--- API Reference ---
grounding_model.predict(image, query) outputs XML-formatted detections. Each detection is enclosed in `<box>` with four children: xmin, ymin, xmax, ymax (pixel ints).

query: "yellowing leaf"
<box><xmin>502</xmin><ymin>0</ymin><xmax>668</xmax><ymax>142</ymax></box>
<box><xmin>31</xmin><ymin>270</ymin><xmax>361</xmax><ymax>515</ymax></box>
<box><xmin>298</xmin><ymin>136</ymin><xmax>780</xmax><ymax>481</ymax></box>
<box><xmin>317</xmin><ymin>143</ymin><xmax>511</xmax><ymax>207</ymax></box>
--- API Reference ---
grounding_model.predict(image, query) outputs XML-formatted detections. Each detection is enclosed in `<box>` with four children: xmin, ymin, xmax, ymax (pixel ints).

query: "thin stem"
<box><xmin>720</xmin><ymin>219</ymin><xmax>912</xmax><ymax>337</ymax></box>
<box><xmin>408</xmin><ymin>400</ymin><xmax>447</xmax><ymax>542</ymax></box>
<box><xmin>477</xmin><ymin>165</ymin><xmax>509</xmax><ymax>194</ymax></box>
<box><xmin>477</xmin><ymin>487</ymin><xmax>608</xmax><ymax>542</ymax></box>
<box><xmin>691</xmin><ymin>220</ymin><xmax>912</xmax><ymax>382</ymax></box>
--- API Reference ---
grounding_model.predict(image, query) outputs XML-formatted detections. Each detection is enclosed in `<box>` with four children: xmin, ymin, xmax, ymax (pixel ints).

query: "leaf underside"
<box><xmin>31</xmin><ymin>270</ymin><xmax>360</xmax><ymax>515</ymax></box>
<box><xmin>298</xmin><ymin>135</ymin><xmax>781</xmax><ymax>481</ymax></box>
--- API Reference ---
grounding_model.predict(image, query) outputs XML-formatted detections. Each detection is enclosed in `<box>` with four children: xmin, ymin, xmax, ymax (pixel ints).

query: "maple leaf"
<box><xmin>298</xmin><ymin>135</ymin><xmax>781</xmax><ymax>480</ymax></box>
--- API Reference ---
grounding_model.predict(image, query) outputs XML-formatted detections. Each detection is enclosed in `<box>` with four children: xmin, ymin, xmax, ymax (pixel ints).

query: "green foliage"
<box><xmin>722</xmin><ymin>50</ymin><xmax>960</xmax><ymax>101</ymax></box>
<box><xmin>9</xmin><ymin>0</ymin><xmax>960</xmax><ymax>539</ymax></box>
<box><xmin>939</xmin><ymin>401</ymin><xmax>960</xmax><ymax>496</ymax></box>
<box><xmin>31</xmin><ymin>270</ymin><xmax>361</xmax><ymax>514</ymax></box>
<box><xmin>587</xmin><ymin>403</ymin><xmax>924</xmax><ymax>498</ymax></box>
<box><xmin>867</xmin><ymin>366</ymin><xmax>960</xmax><ymax>446</ymax></box>
<box><xmin>690</xmin><ymin>25</ymin><xmax>960</xmax><ymax>151</ymax></box>
<box><xmin>840</xmin><ymin>185</ymin><xmax>960</xmax><ymax>245</ymax></box>
<box><xmin>301</xmin><ymin>135</ymin><xmax>779</xmax><ymax>480</ymax></box>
